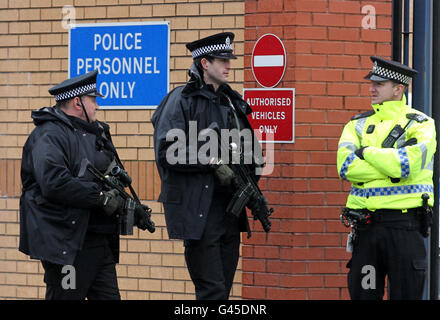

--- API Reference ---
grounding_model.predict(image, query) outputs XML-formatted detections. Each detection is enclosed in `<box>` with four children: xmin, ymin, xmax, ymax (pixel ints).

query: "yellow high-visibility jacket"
<box><xmin>337</xmin><ymin>95</ymin><xmax>436</xmax><ymax>210</ymax></box>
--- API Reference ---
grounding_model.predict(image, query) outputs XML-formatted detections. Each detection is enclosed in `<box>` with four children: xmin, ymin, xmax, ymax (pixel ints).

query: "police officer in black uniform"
<box><xmin>19</xmin><ymin>70</ymin><xmax>126</xmax><ymax>299</ymax></box>
<box><xmin>152</xmin><ymin>32</ymin><xmax>263</xmax><ymax>300</ymax></box>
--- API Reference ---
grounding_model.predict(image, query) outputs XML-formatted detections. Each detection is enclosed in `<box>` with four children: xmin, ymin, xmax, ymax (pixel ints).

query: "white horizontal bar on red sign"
<box><xmin>253</xmin><ymin>55</ymin><xmax>284</xmax><ymax>67</ymax></box>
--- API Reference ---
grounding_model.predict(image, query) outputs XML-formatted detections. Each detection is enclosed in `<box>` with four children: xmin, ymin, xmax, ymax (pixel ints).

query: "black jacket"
<box><xmin>19</xmin><ymin>106</ymin><xmax>119</xmax><ymax>265</ymax></box>
<box><xmin>152</xmin><ymin>63</ymin><xmax>258</xmax><ymax>240</ymax></box>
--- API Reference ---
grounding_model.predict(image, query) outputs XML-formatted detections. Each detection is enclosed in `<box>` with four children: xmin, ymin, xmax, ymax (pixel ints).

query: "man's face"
<box><xmin>77</xmin><ymin>95</ymin><xmax>99</xmax><ymax>122</ymax></box>
<box><xmin>203</xmin><ymin>57</ymin><xmax>231</xmax><ymax>88</ymax></box>
<box><xmin>369</xmin><ymin>80</ymin><xmax>403</xmax><ymax>105</ymax></box>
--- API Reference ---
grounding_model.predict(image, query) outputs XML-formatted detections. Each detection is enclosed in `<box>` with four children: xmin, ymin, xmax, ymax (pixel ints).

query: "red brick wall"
<box><xmin>242</xmin><ymin>0</ymin><xmax>392</xmax><ymax>299</ymax></box>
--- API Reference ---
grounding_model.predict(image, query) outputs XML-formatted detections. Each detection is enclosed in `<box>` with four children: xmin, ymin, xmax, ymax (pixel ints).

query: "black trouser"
<box><xmin>347</xmin><ymin>210</ymin><xmax>427</xmax><ymax>300</ymax></box>
<box><xmin>184</xmin><ymin>194</ymin><xmax>241</xmax><ymax>300</ymax></box>
<box><xmin>41</xmin><ymin>233</ymin><xmax>120</xmax><ymax>300</ymax></box>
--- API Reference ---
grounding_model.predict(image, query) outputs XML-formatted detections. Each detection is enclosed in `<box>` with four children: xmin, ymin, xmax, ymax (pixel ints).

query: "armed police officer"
<box><xmin>337</xmin><ymin>57</ymin><xmax>436</xmax><ymax>300</ymax></box>
<box><xmin>152</xmin><ymin>32</ymin><xmax>265</xmax><ymax>300</ymax></box>
<box><xmin>19</xmin><ymin>70</ymin><xmax>138</xmax><ymax>299</ymax></box>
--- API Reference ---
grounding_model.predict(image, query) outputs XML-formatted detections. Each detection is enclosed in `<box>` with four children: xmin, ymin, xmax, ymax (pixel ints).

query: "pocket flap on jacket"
<box><xmin>412</xmin><ymin>258</ymin><xmax>427</xmax><ymax>271</ymax></box>
<box><xmin>163</xmin><ymin>185</ymin><xmax>182</xmax><ymax>204</ymax></box>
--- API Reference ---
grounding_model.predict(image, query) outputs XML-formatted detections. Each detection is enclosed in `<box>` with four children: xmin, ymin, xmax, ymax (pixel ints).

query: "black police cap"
<box><xmin>364</xmin><ymin>56</ymin><xmax>418</xmax><ymax>85</ymax></box>
<box><xmin>48</xmin><ymin>69</ymin><xmax>103</xmax><ymax>102</ymax></box>
<box><xmin>186</xmin><ymin>32</ymin><xmax>237</xmax><ymax>60</ymax></box>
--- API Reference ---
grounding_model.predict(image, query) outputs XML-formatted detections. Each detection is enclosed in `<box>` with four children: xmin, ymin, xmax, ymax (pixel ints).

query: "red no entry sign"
<box><xmin>251</xmin><ymin>34</ymin><xmax>287</xmax><ymax>88</ymax></box>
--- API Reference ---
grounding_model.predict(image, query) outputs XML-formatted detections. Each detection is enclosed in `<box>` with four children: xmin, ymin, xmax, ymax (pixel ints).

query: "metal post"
<box><xmin>413</xmin><ymin>0</ymin><xmax>435</xmax><ymax>300</ymax></box>
<box><xmin>413</xmin><ymin>0</ymin><xmax>432</xmax><ymax>115</ymax></box>
<box><xmin>403</xmin><ymin>0</ymin><xmax>410</xmax><ymax>67</ymax></box>
<box><xmin>392</xmin><ymin>0</ymin><xmax>403</xmax><ymax>61</ymax></box>
<box><xmin>430</xmin><ymin>0</ymin><xmax>440</xmax><ymax>300</ymax></box>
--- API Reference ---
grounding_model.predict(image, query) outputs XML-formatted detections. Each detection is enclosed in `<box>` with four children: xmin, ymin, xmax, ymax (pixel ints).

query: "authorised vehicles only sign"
<box><xmin>244</xmin><ymin>88</ymin><xmax>295</xmax><ymax>143</ymax></box>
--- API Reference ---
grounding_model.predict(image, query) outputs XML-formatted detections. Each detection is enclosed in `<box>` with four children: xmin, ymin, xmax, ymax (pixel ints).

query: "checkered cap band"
<box><xmin>54</xmin><ymin>83</ymin><xmax>97</xmax><ymax>101</ymax></box>
<box><xmin>372</xmin><ymin>62</ymin><xmax>411</xmax><ymax>85</ymax></box>
<box><xmin>191</xmin><ymin>43</ymin><xmax>233</xmax><ymax>59</ymax></box>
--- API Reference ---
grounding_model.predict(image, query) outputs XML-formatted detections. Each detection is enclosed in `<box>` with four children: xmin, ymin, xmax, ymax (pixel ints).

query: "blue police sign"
<box><xmin>69</xmin><ymin>22</ymin><xmax>169</xmax><ymax>109</ymax></box>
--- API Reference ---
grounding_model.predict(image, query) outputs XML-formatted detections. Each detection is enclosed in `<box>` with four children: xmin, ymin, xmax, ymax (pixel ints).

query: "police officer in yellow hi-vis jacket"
<box><xmin>337</xmin><ymin>56</ymin><xmax>436</xmax><ymax>300</ymax></box>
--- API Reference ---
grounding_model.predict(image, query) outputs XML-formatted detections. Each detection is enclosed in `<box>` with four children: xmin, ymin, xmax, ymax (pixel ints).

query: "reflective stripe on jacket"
<box><xmin>337</xmin><ymin>95</ymin><xmax>436</xmax><ymax>210</ymax></box>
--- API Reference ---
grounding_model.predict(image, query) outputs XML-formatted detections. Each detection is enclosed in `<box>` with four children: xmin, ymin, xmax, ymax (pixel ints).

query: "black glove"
<box><xmin>209</xmin><ymin>157</ymin><xmax>236</xmax><ymax>187</ymax></box>
<box><xmin>214</xmin><ymin>164</ymin><xmax>236</xmax><ymax>186</ymax></box>
<box><xmin>354</xmin><ymin>146</ymin><xmax>367</xmax><ymax>160</ymax></box>
<box><xmin>401</xmin><ymin>137</ymin><xmax>418</xmax><ymax>147</ymax></box>
<box><xmin>98</xmin><ymin>189</ymin><xmax>124</xmax><ymax>216</ymax></box>
<box><xmin>134</xmin><ymin>203</ymin><xmax>155</xmax><ymax>233</ymax></box>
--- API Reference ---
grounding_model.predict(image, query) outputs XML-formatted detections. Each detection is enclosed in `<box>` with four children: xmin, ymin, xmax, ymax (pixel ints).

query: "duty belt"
<box><xmin>367</xmin><ymin>208</ymin><xmax>419</xmax><ymax>222</ymax></box>
<box><xmin>340</xmin><ymin>207</ymin><xmax>420</xmax><ymax>227</ymax></box>
<box><xmin>341</xmin><ymin>193</ymin><xmax>432</xmax><ymax>238</ymax></box>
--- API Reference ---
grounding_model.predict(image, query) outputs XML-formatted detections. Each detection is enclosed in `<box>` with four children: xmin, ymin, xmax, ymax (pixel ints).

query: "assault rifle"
<box><xmin>79</xmin><ymin>158</ymin><xmax>155</xmax><ymax>235</ymax></box>
<box><xmin>207</xmin><ymin>123</ymin><xmax>273</xmax><ymax>233</ymax></box>
<box><xmin>226</xmin><ymin>156</ymin><xmax>273</xmax><ymax>232</ymax></box>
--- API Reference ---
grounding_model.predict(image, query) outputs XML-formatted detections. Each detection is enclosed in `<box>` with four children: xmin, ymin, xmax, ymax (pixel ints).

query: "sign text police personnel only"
<box><xmin>69</xmin><ymin>22</ymin><xmax>170</xmax><ymax>109</ymax></box>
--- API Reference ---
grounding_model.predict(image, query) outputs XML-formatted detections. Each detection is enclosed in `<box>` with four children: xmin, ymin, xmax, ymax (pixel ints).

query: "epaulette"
<box><xmin>406</xmin><ymin>112</ymin><xmax>428</xmax><ymax>123</ymax></box>
<box><xmin>350</xmin><ymin>110</ymin><xmax>375</xmax><ymax>121</ymax></box>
